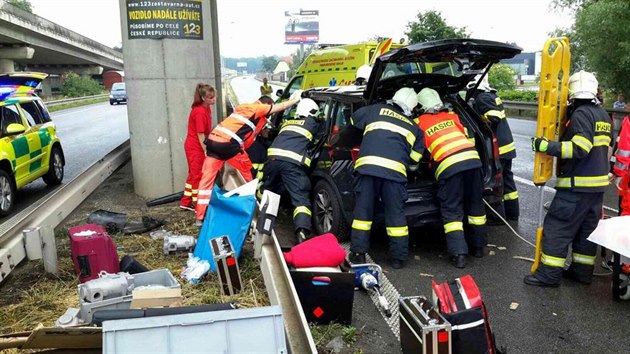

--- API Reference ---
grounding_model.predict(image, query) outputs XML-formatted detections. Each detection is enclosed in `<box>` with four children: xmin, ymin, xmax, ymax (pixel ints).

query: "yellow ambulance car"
<box><xmin>276</xmin><ymin>38</ymin><xmax>404</xmax><ymax>99</ymax></box>
<box><xmin>0</xmin><ymin>72</ymin><xmax>65</xmax><ymax>217</ymax></box>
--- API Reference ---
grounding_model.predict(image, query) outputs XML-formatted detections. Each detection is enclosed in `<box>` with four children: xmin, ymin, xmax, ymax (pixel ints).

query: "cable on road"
<box><xmin>483</xmin><ymin>199</ymin><xmax>612</xmax><ymax>277</ymax></box>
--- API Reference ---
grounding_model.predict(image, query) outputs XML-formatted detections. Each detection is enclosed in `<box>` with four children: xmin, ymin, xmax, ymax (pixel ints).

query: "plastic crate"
<box><xmin>103</xmin><ymin>305</ymin><xmax>286</xmax><ymax>354</ymax></box>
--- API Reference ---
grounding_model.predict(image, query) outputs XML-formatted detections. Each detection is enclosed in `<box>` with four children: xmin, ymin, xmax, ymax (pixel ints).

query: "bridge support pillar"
<box><xmin>119</xmin><ymin>0</ymin><xmax>223</xmax><ymax>199</ymax></box>
<box><xmin>0</xmin><ymin>59</ymin><xmax>14</xmax><ymax>73</ymax></box>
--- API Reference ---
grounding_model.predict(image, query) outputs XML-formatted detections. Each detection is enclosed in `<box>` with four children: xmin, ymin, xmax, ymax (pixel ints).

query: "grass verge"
<box><xmin>47</xmin><ymin>97</ymin><xmax>110</xmax><ymax>113</ymax></box>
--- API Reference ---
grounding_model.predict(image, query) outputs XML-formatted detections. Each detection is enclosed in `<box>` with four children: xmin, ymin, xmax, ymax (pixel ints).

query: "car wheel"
<box><xmin>312</xmin><ymin>180</ymin><xmax>350</xmax><ymax>241</ymax></box>
<box><xmin>0</xmin><ymin>170</ymin><xmax>15</xmax><ymax>217</ymax></box>
<box><xmin>109</xmin><ymin>100</ymin><xmax>114</xmax><ymax>105</ymax></box>
<box><xmin>43</xmin><ymin>147</ymin><xmax>64</xmax><ymax>186</ymax></box>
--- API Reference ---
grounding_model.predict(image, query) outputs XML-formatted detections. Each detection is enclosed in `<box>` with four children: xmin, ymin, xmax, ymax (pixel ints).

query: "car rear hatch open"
<box><xmin>364</xmin><ymin>39</ymin><xmax>522</xmax><ymax>103</ymax></box>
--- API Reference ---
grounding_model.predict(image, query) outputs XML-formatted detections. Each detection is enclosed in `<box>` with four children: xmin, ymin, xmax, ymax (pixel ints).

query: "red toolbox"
<box><xmin>432</xmin><ymin>275</ymin><xmax>497</xmax><ymax>354</ymax></box>
<box><xmin>69</xmin><ymin>224</ymin><xmax>119</xmax><ymax>282</ymax></box>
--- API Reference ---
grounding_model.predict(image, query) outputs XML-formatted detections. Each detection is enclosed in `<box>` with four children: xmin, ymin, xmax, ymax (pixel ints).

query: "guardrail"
<box><xmin>46</xmin><ymin>94</ymin><xmax>109</xmax><ymax>107</ymax></box>
<box><xmin>503</xmin><ymin>100</ymin><xmax>628</xmax><ymax>116</ymax></box>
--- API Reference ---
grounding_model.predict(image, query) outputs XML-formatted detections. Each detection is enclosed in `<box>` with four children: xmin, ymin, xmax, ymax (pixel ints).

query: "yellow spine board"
<box><xmin>533</xmin><ymin>37</ymin><xmax>571</xmax><ymax>185</ymax></box>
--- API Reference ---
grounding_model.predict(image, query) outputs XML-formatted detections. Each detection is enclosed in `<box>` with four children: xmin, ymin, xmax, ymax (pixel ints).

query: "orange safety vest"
<box><xmin>210</xmin><ymin>103</ymin><xmax>271</xmax><ymax>149</ymax></box>
<box><xmin>416</xmin><ymin>111</ymin><xmax>480</xmax><ymax>179</ymax></box>
<box><xmin>417</xmin><ymin>111</ymin><xmax>475</xmax><ymax>161</ymax></box>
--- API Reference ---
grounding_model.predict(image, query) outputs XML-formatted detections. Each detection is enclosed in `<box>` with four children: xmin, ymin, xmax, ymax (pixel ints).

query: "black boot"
<box><xmin>523</xmin><ymin>274</ymin><xmax>560</xmax><ymax>287</ymax></box>
<box><xmin>471</xmin><ymin>247</ymin><xmax>485</xmax><ymax>258</ymax></box>
<box><xmin>391</xmin><ymin>259</ymin><xmax>406</xmax><ymax>269</ymax></box>
<box><xmin>450</xmin><ymin>254</ymin><xmax>466</xmax><ymax>269</ymax></box>
<box><xmin>349</xmin><ymin>252</ymin><xmax>366</xmax><ymax>264</ymax></box>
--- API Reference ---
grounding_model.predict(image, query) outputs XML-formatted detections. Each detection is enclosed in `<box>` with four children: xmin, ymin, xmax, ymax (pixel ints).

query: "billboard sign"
<box><xmin>236</xmin><ymin>62</ymin><xmax>248</xmax><ymax>68</ymax></box>
<box><xmin>126</xmin><ymin>0</ymin><xmax>203</xmax><ymax>40</ymax></box>
<box><xmin>284</xmin><ymin>9</ymin><xmax>319</xmax><ymax>44</ymax></box>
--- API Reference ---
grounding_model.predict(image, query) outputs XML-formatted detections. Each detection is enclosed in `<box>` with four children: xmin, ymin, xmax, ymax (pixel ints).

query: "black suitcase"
<box><xmin>399</xmin><ymin>296</ymin><xmax>452</xmax><ymax>354</ymax></box>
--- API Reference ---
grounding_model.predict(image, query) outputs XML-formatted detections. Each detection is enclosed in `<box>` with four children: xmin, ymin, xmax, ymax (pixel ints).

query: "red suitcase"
<box><xmin>432</xmin><ymin>275</ymin><xmax>498</xmax><ymax>354</ymax></box>
<box><xmin>69</xmin><ymin>224</ymin><xmax>119</xmax><ymax>282</ymax></box>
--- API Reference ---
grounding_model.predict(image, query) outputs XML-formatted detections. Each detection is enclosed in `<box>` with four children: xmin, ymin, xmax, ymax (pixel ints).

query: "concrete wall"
<box><xmin>119</xmin><ymin>0</ymin><xmax>223</xmax><ymax>199</ymax></box>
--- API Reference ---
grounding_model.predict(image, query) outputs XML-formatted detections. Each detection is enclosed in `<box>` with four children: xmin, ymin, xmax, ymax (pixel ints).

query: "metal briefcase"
<box><xmin>210</xmin><ymin>236</ymin><xmax>243</xmax><ymax>296</ymax></box>
<box><xmin>399</xmin><ymin>296</ymin><xmax>452</xmax><ymax>354</ymax></box>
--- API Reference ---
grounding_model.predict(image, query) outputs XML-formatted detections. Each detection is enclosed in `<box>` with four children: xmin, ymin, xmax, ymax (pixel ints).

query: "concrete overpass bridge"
<box><xmin>0</xmin><ymin>1</ymin><xmax>123</xmax><ymax>78</ymax></box>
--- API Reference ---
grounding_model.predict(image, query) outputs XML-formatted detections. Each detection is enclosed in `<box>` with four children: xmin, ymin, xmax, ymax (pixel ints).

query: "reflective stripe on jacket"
<box><xmin>546</xmin><ymin>103</ymin><xmax>612</xmax><ymax>192</ymax></box>
<box><xmin>267</xmin><ymin>116</ymin><xmax>324</xmax><ymax>167</ymax></box>
<box><xmin>473</xmin><ymin>91</ymin><xmax>516</xmax><ymax>159</ymax></box>
<box><xmin>350</xmin><ymin>103</ymin><xmax>423</xmax><ymax>183</ymax></box>
<box><xmin>210</xmin><ymin>103</ymin><xmax>271</xmax><ymax>149</ymax></box>
<box><xmin>614</xmin><ymin>116</ymin><xmax>630</xmax><ymax>178</ymax></box>
<box><xmin>417</xmin><ymin>111</ymin><xmax>481</xmax><ymax>180</ymax></box>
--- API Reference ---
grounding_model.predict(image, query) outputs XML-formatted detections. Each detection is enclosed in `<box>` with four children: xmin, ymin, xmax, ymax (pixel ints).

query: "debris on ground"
<box><xmin>510</xmin><ymin>302</ymin><xmax>519</xmax><ymax>311</ymax></box>
<box><xmin>513</xmin><ymin>256</ymin><xmax>535</xmax><ymax>263</ymax></box>
<box><xmin>419</xmin><ymin>273</ymin><xmax>434</xmax><ymax>277</ymax></box>
<box><xmin>325</xmin><ymin>336</ymin><xmax>345</xmax><ymax>354</ymax></box>
<box><xmin>497</xmin><ymin>246</ymin><xmax>507</xmax><ymax>251</ymax></box>
<box><xmin>489</xmin><ymin>250</ymin><xmax>496</xmax><ymax>256</ymax></box>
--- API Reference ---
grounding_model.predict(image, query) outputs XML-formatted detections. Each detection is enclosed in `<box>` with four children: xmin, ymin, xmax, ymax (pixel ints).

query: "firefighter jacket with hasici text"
<box><xmin>416</xmin><ymin>111</ymin><xmax>481</xmax><ymax>180</ymax></box>
<box><xmin>546</xmin><ymin>102</ymin><xmax>612</xmax><ymax>192</ymax></box>
<box><xmin>350</xmin><ymin>103</ymin><xmax>423</xmax><ymax>183</ymax></box>
<box><xmin>267</xmin><ymin>116</ymin><xmax>325</xmax><ymax>168</ymax></box>
<box><xmin>473</xmin><ymin>91</ymin><xmax>516</xmax><ymax>159</ymax></box>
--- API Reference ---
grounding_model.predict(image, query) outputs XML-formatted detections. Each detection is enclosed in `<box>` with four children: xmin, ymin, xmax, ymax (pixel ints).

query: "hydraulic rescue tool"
<box><xmin>531</xmin><ymin>37</ymin><xmax>571</xmax><ymax>273</ymax></box>
<box><xmin>351</xmin><ymin>263</ymin><xmax>392</xmax><ymax>317</ymax></box>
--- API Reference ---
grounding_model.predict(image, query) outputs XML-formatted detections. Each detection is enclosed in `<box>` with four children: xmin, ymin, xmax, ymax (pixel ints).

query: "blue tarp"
<box><xmin>194</xmin><ymin>185</ymin><xmax>256</xmax><ymax>272</ymax></box>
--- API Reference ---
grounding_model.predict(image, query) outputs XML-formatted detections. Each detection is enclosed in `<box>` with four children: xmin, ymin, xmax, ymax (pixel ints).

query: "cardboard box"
<box><xmin>289</xmin><ymin>260</ymin><xmax>354</xmax><ymax>325</ymax></box>
<box><xmin>130</xmin><ymin>287</ymin><xmax>182</xmax><ymax>309</ymax></box>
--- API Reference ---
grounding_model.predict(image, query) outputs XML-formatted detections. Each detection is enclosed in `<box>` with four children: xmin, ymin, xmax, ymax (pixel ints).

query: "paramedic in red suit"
<box><xmin>180</xmin><ymin>83</ymin><xmax>216</xmax><ymax>211</ymax></box>
<box><xmin>194</xmin><ymin>92</ymin><xmax>302</xmax><ymax>224</ymax></box>
<box><xmin>613</xmin><ymin>107</ymin><xmax>630</xmax><ymax>215</ymax></box>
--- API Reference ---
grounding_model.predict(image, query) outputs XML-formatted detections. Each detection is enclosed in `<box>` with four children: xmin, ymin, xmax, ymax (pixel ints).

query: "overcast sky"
<box><xmin>29</xmin><ymin>0</ymin><xmax>574</xmax><ymax>57</ymax></box>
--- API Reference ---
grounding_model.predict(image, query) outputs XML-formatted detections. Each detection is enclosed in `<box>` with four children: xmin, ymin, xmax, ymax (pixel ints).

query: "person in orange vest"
<box><xmin>260</xmin><ymin>78</ymin><xmax>273</xmax><ymax>97</ymax></box>
<box><xmin>415</xmin><ymin>88</ymin><xmax>486</xmax><ymax>269</ymax></box>
<box><xmin>194</xmin><ymin>91</ymin><xmax>302</xmax><ymax>225</ymax></box>
<box><xmin>613</xmin><ymin>105</ymin><xmax>630</xmax><ymax>215</ymax></box>
<box><xmin>180</xmin><ymin>83</ymin><xmax>216</xmax><ymax>211</ymax></box>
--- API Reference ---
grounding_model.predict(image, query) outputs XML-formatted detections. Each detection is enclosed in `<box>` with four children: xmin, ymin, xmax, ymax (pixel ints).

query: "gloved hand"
<box><xmin>614</xmin><ymin>176</ymin><xmax>624</xmax><ymax>190</ymax></box>
<box><xmin>531</xmin><ymin>137</ymin><xmax>549</xmax><ymax>152</ymax></box>
<box><xmin>289</xmin><ymin>89</ymin><xmax>303</xmax><ymax>102</ymax></box>
<box><xmin>409</xmin><ymin>164</ymin><xmax>419</xmax><ymax>172</ymax></box>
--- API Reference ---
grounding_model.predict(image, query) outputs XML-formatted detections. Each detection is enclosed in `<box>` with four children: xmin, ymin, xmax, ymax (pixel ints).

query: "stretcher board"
<box><xmin>532</xmin><ymin>37</ymin><xmax>571</xmax><ymax>273</ymax></box>
<box><xmin>533</xmin><ymin>37</ymin><xmax>571</xmax><ymax>185</ymax></box>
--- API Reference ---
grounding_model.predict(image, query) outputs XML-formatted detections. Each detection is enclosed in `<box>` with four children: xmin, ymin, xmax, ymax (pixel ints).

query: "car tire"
<box><xmin>109</xmin><ymin>100</ymin><xmax>114</xmax><ymax>105</ymax></box>
<box><xmin>0</xmin><ymin>169</ymin><xmax>15</xmax><ymax>217</ymax></box>
<box><xmin>312</xmin><ymin>180</ymin><xmax>350</xmax><ymax>241</ymax></box>
<box><xmin>42</xmin><ymin>147</ymin><xmax>64</xmax><ymax>186</ymax></box>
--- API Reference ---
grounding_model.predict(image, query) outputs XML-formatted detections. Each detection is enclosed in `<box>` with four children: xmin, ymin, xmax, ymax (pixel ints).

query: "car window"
<box><xmin>34</xmin><ymin>100</ymin><xmax>52</xmax><ymax>123</ymax></box>
<box><xmin>380</xmin><ymin>62</ymin><xmax>457</xmax><ymax>80</ymax></box>
<box><xmin>286</xmin><ymin>76</ymin><xmax>303</xmax><ymax>95</ymax></box>
<box><xmin>333</xmin><ymin>103</ymin><xmax>352</xmax><ymax>131</ymax></box>
<box><xmin>112</xmin><ymin>82</ymin><xmax>126</xmax><ymax>91</ymax></box>
<box><xmin>1</xmin><ymin>105</ymin><xmax>23</xmax><ymax>135</ymax></box>
<box><xmin>19</xmin><ymin>101</ymin><xmax>44</xmax><ymax>126</ymax></box>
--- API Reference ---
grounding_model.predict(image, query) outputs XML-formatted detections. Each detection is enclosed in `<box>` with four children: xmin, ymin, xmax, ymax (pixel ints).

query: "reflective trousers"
<box><xmin>262</xmin><ymin>159</ymin><xmax>312</xmax><ymax>232</ymax></box>
<box><xmin>534</xmin><ymin>190</ymin><xmax>602</xmax><ymax>285</ymax></box>
<box><xmin>501</xmin><ymin>159</ymin><xmax>519</xmax><ymax>219</ymax></box>
<box><xmin>195</xmin><ymin>153</ymin><xmax>253</xmax><ymax>221</ymax></box>
<box><xmin>437</xmin><ymin>168</ymin><xmax>487</xmax><ymax>256</ymax></box>
<box><xmin>181</xmin><ymin>145</ymin><xmax>205</xmax><ymax>207</ymax></box>
<box><xmin>350</xmin><ymin>174</ymin><xmax>409</xmax><ymax>261</ymax></box>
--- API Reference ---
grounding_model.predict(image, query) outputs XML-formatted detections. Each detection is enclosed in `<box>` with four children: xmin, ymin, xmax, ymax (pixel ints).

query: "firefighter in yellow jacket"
<box><xmin>415</xmin><ymin>88</ymin><xmax>486</xmax><ymax>269</ymax></box>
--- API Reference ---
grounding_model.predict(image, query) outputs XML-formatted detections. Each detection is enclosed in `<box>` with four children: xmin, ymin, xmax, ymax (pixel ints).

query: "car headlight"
<box><xmin>109</xmin><ymin>95</ymin><xmax>114</xmax><ymax>98</ymax></box>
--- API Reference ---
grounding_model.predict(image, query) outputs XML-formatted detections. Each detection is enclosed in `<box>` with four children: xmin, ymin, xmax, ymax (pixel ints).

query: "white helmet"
<box><xmin>295</xmin><ymin>98</ymin><xmax>320</xmax><ymax>118</ymax></box>
<box><xmin>356</xmin><ymin>65</ymin><xmax>372</xmax><ymax>82</ymax></box>
<box><xmin>392</xmin><ymin>87</ymin><xmax>418</xmax><ymax>115</ymax></box>
<box><xmin>467</xmin><ymin>74</ymin><xmax>493</xmax><ymax>92</ymax></box>
<box><xmin>417</xmin><ymin>88</ymin><xmax>443</xmax><ymax>112</ymax></box>
<box><xmin>568</xmin><ymin>70</ymin><xmax>598</xmax><ymax>100</ymax></box>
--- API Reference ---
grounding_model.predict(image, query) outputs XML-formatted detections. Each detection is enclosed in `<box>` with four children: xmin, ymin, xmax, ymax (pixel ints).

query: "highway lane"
<box><xmin>231</xmin><ymin>79</ymin><xmax>628</xmax><ymax>352</ymax></box>
<box><xmin>1</xmin><ymin>102</ymin><xmax>129</xmax><ymax>221</ymax></box>
<box><xmin>229</xmin><ymin>75</ymin><xmax>284</xmax><ymax>104</ymax></box>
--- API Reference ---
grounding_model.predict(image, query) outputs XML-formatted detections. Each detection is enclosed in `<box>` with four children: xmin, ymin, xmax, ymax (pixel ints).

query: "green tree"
<box><xmin>405</xmin><ymin>10</ymin><xmax>469</xmax><ymax>44</ymax></box>
<box><xmin>287</xmin><ymin>45</ymin><xmax>315</xmax><ymax>79</ymax></box>
<box><xmin>60</xmin><ymin>72</ymin><xmax>103</xmax><ymax>97</ymax></box>
<box><xmin>572</xmin><ymin>0</ymin><xmax>630</xmax><ymax>96</ymax></box>
<box><xmin>488</xmin><ymin>64</ymin><xmax>517</xmax><ymax>91</ymax></box>
<box><xmin>7</xmin><ymin>0</ymin><xmax>32</xmax><ymax>12</ymax></box>
<box><xmin>261</xmin><ymin>55</ymin><xmax>279</xmax><ymax>73</ymax></box>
